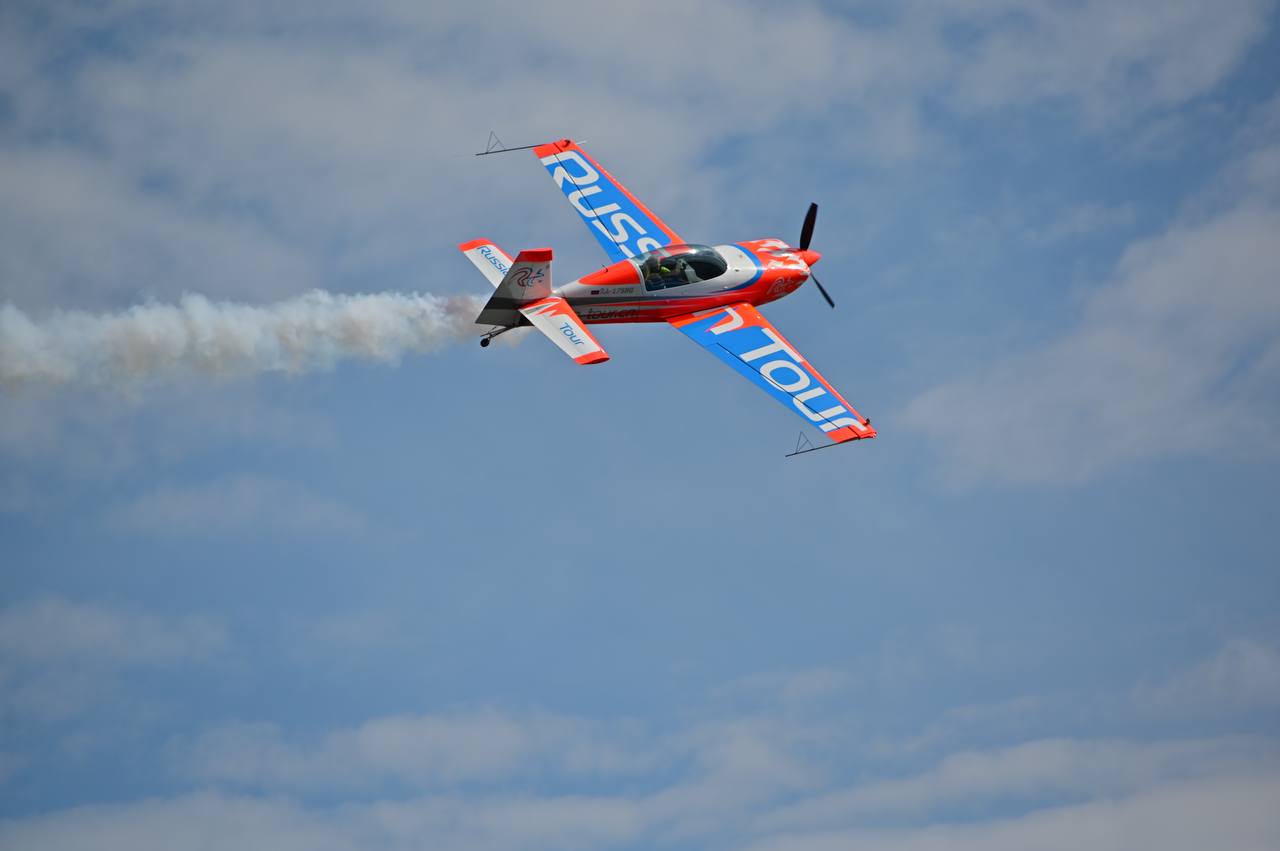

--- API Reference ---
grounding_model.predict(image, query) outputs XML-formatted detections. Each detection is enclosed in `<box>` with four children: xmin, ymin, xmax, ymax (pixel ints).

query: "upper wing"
<box><xmin>532</xmin><ymin>138</ymin><xmax>683</xmax><ymax>264</ymax></box>
<box><xmin>669</xmin><ymin>303</ymin><xmax>875</xmax><ymax>443</ymax></box>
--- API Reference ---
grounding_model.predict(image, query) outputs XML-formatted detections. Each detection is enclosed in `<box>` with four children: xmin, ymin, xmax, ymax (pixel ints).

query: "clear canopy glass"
<box><xmin>632</xmin><ymin>244</ymin><xmax>728</xmax><ymax>290</ymax></box>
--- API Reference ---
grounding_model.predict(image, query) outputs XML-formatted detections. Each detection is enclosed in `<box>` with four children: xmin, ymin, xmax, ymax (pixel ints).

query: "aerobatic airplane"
<box><xmin>459</xmin><ymin>138</ymin><xmax>875</xmax><ymax>452</ymax></box>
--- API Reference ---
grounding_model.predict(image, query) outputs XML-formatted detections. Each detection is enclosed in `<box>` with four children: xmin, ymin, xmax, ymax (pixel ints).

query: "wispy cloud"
<box><xmin>906</xmin><ymin>156</ymin><xmax>1280</xmax><ymax>484</ymax></box>
<box><xmin>0</xmin><ymin>596</ymin><xmax>225</xmax><ymax>667</ymax></box>
<box><xmin>3</xmin><ymin>0</ymin><xmax>1272</xmax><ymax>314</ymax></box>
<box><xmin>744</xmin><ymin>773</ymin><xmax>1280</xmax><ymax>851</ymax></box>
<box><xmin>1028</xmin><ymin>202</ymin><xmax>1137</xmax><ymax>244</ymax></box>
<box><xmin>6</xmin><ymin>638</ymin><xmax>1280</xmax><ymax>847</ymax></box>
<box><xmin>0</xmin><ymin>147</ymin><xmax>317</xmax><ymax>311</ymax></box>
<box><xmin>1136</xmin><ymin>639</ymin><xmax>1280</xmax><ymax>716</ymax></box>
<box><xmin>933</xmin><ymin>0</ymin><xmax>1274</xmax><ymax>119</ymax></box>
<box><xmin>6</xmin><ymin>732</ymin><xmax>1275</xmax><ymax>851</ymax></box>
<box><xmin>0</xmin><ymin>596</ymin><xmax>226</xmax><ymax>723</ymax></box>
<box><xmin>173</xmin><ymin>710</ymin><xmax>660</xmax><ymax>792</ymax></box>
<box><xmin>761</xmin><ymin>736</ymin><xmax>1276</xmax><ymax>829</ymax></box>
<box><xmin>103</xmin><ymin>475</ymin><xmax>367</xmax><ymax>539</ymax></box>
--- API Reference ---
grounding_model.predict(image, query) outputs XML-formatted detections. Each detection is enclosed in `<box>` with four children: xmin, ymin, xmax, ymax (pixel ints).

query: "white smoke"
<box><xmin>1</xmin><ymin>290</ymin><xmax>492</xmax><ymax>389</ymax></box>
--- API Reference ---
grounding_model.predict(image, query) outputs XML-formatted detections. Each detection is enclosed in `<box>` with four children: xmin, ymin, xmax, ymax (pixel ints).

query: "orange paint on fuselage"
<box><xmin>561</xmin><ymin>238</ymin><xmax>817</xmax><ymax>325</ymax></box>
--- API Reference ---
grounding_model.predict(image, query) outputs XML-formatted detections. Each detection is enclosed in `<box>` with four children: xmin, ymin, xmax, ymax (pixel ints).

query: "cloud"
<box><xmin>0</xmin><ymin>381</ymin><xmax>335</xmax><ymax>481</ymax></box>
<box><xmin>0</xmin><ymin>794</ymin><xmax>357</xmax><ymax>851</ymax></box>
<box><xmin>1028</xmin><ymin>202</ymin><xmax>1137</xmax><ymax>244</ymax></box>
<box><xmin>762</xmin><ymin>736</ymin><xmax>1276</xmax><ymax>829</ymax></box>
<box><xmin>713</xmin><ymin>666</ymin><xmax>858</xmax><ymax>708</ymax></box>
<box><xmin>0</xmin><ymin>147</ymin><xmax>317</xmax><ymax>311</ymax></box>
<box><xmin>3</xmin><ymin>0</ymin><xmax>1272</xmax><ymax>315</ymax></box>
<box><xmin>0</xmin><ymin>790</ymin><xmax>645</xmax><ymax>851</ymax></box>
<box><xmin>6</xmin><ymin>628</ymin><xmax>1280</xmax><ymax>847</ymax></box>
<box><xmin>5</xmin><ymin>736</ymin><xmax>1278</xmax><ymax>851</ymax></box>
<box><xmin>744</xmin><ymin>774</ymin><xmax>1280</xmax><ymax>851</ymax></box>
<box><xmin>0</xmin><ymin>596</ymin><xmax>226</xmax><ymax>723</ymax></box>
<box><xmin>1136</xmin><ymin>639</ymin><xmax>1280</xmax><ymax>716</ymax></box>
<box><xmin>0</xmin><ymin>386</ymin><xmax>339</xmax><ymax>524</ymax></box>
<box><xmin>180</xmin><ymin>714</ymin><xmax>535</xmax><ymax>790</ymax></box>
<box><xmin>905</xmin><ymin>197</ymin><xmax>1280</xmax><ymax>485</ymax></box>
<box><xmin>934</xmin><ymin>0</ymin><xmax>1274</xmax><ymax>119</ymax></box>
<box><xmin>157</xmin><ymin>673</ymin><xmax>1280</xmax><ymax>849</ymax></box>
<box><xmin>3</xmin><ymin>3</ymin><xmax>1279</xmax><ymax>849</ymax></box>
<box><xmin>0</xmin><ymin>596</ymin><xmax>225</xmax><ymax>667</ymax></box>
<box><xmin>103</xmin><ymin>475</ymin><xmax>368</xmax><ymax>539</ymax></box>
<box><xmin>174</xmin><ymin>710</ymin><xmax>663</xmax><ymax>792</ymax></box>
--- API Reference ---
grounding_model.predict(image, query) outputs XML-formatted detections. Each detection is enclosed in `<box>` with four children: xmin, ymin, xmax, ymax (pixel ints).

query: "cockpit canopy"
<box><xmin>632</xmin><ymin>244</ymin><xmax>728</xmax><ymax>290</ymax></box>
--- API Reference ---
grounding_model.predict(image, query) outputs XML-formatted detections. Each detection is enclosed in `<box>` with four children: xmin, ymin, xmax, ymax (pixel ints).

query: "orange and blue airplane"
<box><xmin>459</xmin><ymin>138</ymin><xmax>875</xmax><ymax>451</ymax></box>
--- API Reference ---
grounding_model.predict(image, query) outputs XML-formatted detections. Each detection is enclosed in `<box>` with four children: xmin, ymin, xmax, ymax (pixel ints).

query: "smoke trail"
<box><xmin>1</xmin><ymin>290</ymin><xmax>493</xmax><ymax>389</ymax></box>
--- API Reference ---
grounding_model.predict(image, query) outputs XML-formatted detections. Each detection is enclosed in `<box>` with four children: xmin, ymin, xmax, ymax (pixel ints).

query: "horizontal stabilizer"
<box><xmin>521</xmin><ymin>296</ymin><xmax>609</xmax><ymax>365</ymax></box>
<box><xmin>458</xmin><ymin>238</ymin><xmax>515</xmax><ymax>288</ymax></box>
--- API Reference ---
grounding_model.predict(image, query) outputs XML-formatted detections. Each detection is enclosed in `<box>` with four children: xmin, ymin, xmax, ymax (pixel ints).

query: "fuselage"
<box><xmin>554</xmin><ymin>239</ymin><xmax>820</xmax><ymax>324</ymax></box>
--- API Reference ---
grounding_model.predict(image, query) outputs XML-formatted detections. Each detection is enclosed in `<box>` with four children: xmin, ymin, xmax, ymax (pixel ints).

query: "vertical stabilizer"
<box><xmin>475</xmin><ymin>248</ymin><xmax>554</xmax><ymax>326</ymax></box>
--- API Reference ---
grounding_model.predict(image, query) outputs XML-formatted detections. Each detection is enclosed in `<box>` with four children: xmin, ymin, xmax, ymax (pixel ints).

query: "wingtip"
<box><xmin>827</xmin><ymin>423</ymin><xmax>877</xmax><ymax>442</ymax></box>
<box><xmin>532</xmin><ymin>138</ymin><xmax>576</xmax><ymax>158</ymax></box>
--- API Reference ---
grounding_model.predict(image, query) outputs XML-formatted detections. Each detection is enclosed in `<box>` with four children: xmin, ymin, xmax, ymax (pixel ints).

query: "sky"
<box><xmin>1</xmin><ymin>1</ymin><xmax>1279</xmax><ymax>849</ymax></box>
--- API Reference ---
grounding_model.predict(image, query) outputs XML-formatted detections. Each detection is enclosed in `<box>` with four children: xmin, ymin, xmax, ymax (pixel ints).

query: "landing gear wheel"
<box><xmin>480</xmin><ymin>337</ymin><xmax>491</xmax><ymax>348</ymax></box>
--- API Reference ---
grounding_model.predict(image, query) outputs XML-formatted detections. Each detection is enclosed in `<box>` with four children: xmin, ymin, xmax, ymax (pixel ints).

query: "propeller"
<box><xmin>798</xmin><ymin>202</ymin><xmax>835</xmax><ymax>308</ymax></box>
<box><xmin>811</xmin><ymin>272</ymin><xmax>836</xmax><ymax>309</ymax></box>
<box><xmin>800</xmin><ymin>202</ymin><xmax>818</xmax><ymax>251</ymax></box>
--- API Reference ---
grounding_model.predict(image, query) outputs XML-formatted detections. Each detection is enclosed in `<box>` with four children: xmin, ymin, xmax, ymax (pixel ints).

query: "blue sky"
<box><xmin>2</xmin><ymin>1</ymin><xmax>1279</xmax><ymax>848</ymax></box>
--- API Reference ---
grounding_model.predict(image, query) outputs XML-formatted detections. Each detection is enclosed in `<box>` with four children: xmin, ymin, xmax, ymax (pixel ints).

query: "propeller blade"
<box><xmin>812</xmin><ymin>273</ymin><xmax>835</xmax><ymax>309</ymax></box>
<box><xmin>799</xmin><ymin>202</ymin><xmax>818</xmax><ymax>251</ymax></box>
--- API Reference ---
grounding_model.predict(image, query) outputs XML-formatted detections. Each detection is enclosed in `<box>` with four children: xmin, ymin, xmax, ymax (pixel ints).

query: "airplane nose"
<box><xmin>799</xmin><ymin>249</ymin><xmax>822</xmax><ymax>268</ymax></box>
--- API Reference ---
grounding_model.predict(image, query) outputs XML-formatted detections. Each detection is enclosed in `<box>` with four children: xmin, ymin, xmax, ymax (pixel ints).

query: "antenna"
<box><xmin>473</xmin><ymin>132</ymin><xmax>587</xmax><ymax>157</ymax></box>
<box><xmin>474</xmin><ymin>131</ymin><xmax>541</xmax><ymax>157</ymax></box>
<box><xmin>785</xmin><ymin>431</ymin><xmax>867</xmax><ymax>458</ymax></box>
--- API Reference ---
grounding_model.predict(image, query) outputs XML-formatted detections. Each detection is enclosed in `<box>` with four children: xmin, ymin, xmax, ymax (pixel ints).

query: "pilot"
<box><xmin>644</xmin><ymin>255</ymin><xmax>673</xmax><ymax>283</ymax></box>
<box><xmin>641</xmin><ymin>255</ymin><xmax>659</xmax><ymax>279</ymax></box>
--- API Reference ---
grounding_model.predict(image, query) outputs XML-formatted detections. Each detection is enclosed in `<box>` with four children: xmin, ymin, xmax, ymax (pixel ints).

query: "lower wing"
<box><xmin>669</xmin><ymin>303</ymin><xmax>875</xmax><ymax>443</ymax></box>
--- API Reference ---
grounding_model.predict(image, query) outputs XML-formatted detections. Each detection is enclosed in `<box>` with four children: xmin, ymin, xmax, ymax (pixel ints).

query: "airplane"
<box><xmin>459</xmin><ymin>137</ymin><xmax>875</xmax><ymax>453</ymax></box>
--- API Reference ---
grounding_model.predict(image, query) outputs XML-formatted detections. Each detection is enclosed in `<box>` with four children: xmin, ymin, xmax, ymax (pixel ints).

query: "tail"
<box><xmin>458</xmin><ymin>242</ymin><xmax>609</xmax><ymax>366</ymax></box>
<box><xmin>474</xmin><ymin>247</ymin><xmax>553</xmax><ymax>326</ymax></box>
